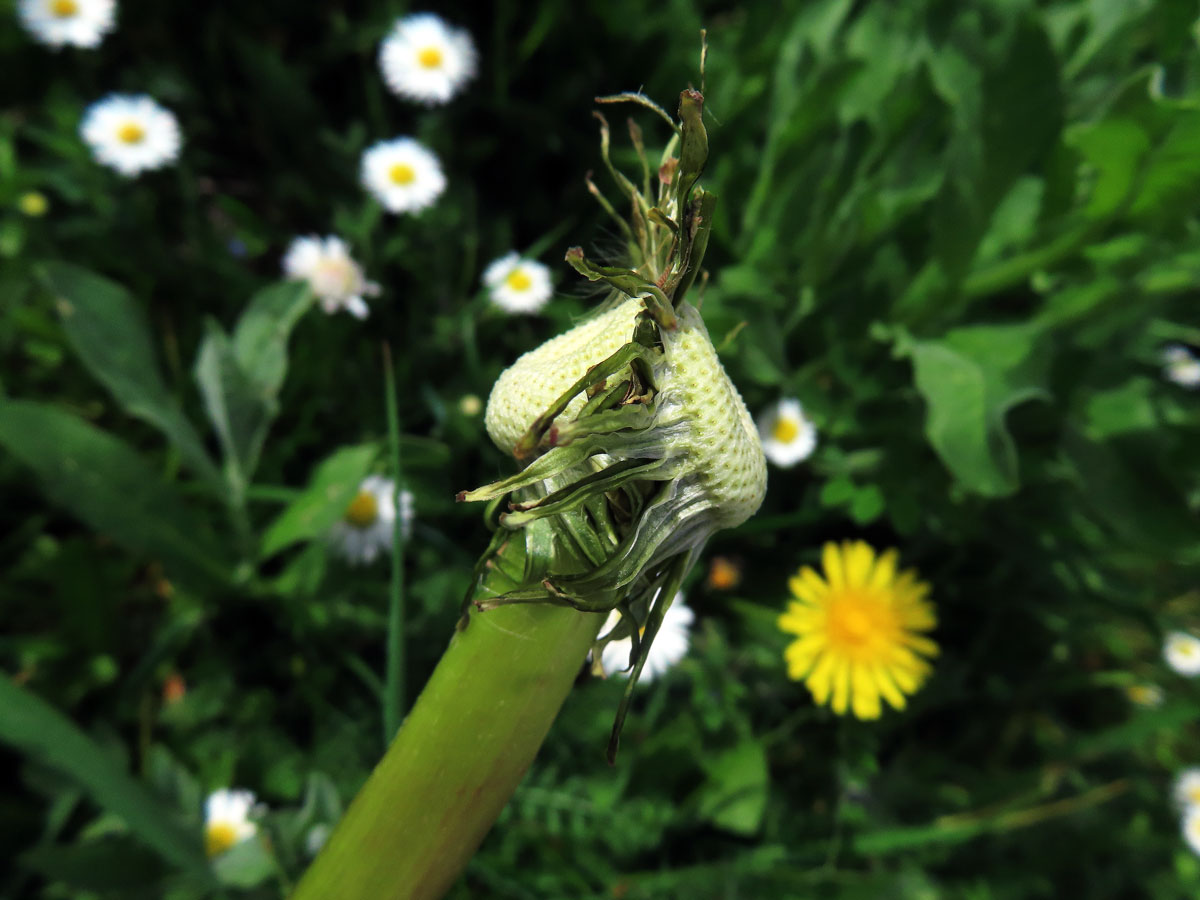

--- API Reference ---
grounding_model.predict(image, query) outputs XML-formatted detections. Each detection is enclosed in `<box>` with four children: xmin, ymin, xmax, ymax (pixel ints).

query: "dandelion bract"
<box><xmin>599</xmin><ymin>593</ymin><xmax>694</xmax><ymax>682</ymax></box>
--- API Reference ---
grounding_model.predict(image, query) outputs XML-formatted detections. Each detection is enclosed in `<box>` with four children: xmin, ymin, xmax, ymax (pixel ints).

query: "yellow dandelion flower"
<box><xmin>778</xmin><ymin>540</ymin><xmax>938</xmax><ymax>719</ymax></box>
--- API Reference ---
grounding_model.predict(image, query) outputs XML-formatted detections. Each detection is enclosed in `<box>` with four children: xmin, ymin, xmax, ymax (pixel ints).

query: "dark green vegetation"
<box><xmin>3</xmin><ymin>0</ymin><xmax>1200</xmax><ymax>897</ymax></box>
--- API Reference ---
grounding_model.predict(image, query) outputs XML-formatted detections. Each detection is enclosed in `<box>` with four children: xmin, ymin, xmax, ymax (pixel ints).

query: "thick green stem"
<box><xmin>291</xmin><ymin>602</ymin><xmax>604</xmax><ymax>900</ymax></box>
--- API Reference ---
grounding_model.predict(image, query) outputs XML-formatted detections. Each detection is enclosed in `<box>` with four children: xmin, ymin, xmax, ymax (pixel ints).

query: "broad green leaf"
<box><xmin>1083</xmin><ymin>378</ymin><xmax>1157</xmax><ymax>438</ymax></box>
<box><xmin>898</xmin><ymin>324</ymin><xmax>1049</xmax><ymax>496</ymax></box>
<box><xmin>194</xmin><ymin>283</ymin><xmax>312</xmax><ymax>487</ymax></box>
<box><xmin>973</xmin><ymin>176</ymin><xmax>1044</xmax><ymax>266</ymax></box>
<box><xmin>931</xmin><ymin>18</ymin><xmax>1062</xmax><ymax>276</ymax></box>
<box><xmin>0</xmin><ymin>400</ymin><xmax>228</xmax><ymax>585</ymax></box>
<box><xmin>194</xmin><ymin>320</ymin><xmax>270</xmax><ymax>492</ymax></box>
<box><xmin>1064</xmin><ymin>118</ymin><xmax>1150</xmax><ymax>219</ymax></box>
<box><xmin>260</xmin><ymin>443</ymin><xmax>378</xmax><ymax>557</ymax></box>
<box><xmin>1128</xmin><ymin>110</ymin><xmax>1200</xmax><ymax>222</ymax></box>
<box><xmin>231</xmin><ymin>280</ymin><xmax>313</xmax><ymax>402</ymax></box>
<box><xmin>0</xmin><ymin>676</ymin><xmax>210</xmax><ymax>876</ymax></box>
<box><xmin>212</xmin><ymin>836</ymin><xmax>275</xmax><ymax>888</ymax></box>
<box><xmin>693</xmin><ymin>738</ymin><xmax>769</xmax><ymax>836</ymax></box>
<box><xmin>38</xmin><ymin>262</ymin><xmax>222</xmax><ymax>492</ymax></box>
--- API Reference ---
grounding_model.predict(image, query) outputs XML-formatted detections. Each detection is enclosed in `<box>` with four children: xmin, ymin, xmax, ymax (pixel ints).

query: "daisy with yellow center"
<box><xmin>79</xmin><ymin>94</ymin><xmax>181</xmax><ymax>177</ymax></box>
<box><xmin>757</xmin><ymin>398</ymin><xmax>817</xmax><ymax>468</ymax></box>
<box><xmin>482</xmin><ymin>253</ymin><xmax>553</xmax><ymax>314</ymax></box>
<box><xmin>779</xmin><ymin>541</ymin><xmax>937</xmax><ymax>719</ymax></box>
<box><xmin>378</xmin><ymin>13</ymin><xmax>477</xmax><ymax>106</ymax></box>
<box><xmin>1174</xmin><ymin>768</ymin><xmax>1200</xmax><ymax>810</ymax></box>
<box><xmin>360</xmin><ymin>138</ymin><xmax>446</xmax><ymax>214</ymax></box>
<box><xmin>282</xmin><ymin>235</ymin><xmax>381</xmax><ymax>319</ymax></box>
<box><xmin>1185</xmin><ymin>806</ymin><xmax>1200</xmax><ymax>857</ymax></box>
<box><xmin>1164</xmin><ymin>631</ymin><xmax>1200</xmax><ymax>676</ymax></box>
<box><xmin>328</xmin><ymin>475</ymin><xmax>414</xmax><ymax>565</ymax></box>
<box><xmin>18</xmin><ymin>0</ymin><xmax>115</xmax><ymax>48</ymax></box>
<box><xmin>203</xmin><ymin>789</ymin><xmax>257</xmax><ymax>858</ymax></box>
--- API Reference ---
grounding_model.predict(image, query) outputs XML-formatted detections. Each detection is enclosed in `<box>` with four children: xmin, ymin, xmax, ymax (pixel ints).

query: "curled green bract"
<box><xmin>459</xmin><ymin>88</ymin><xmax>766</xmax><ymax>760</ymax></box>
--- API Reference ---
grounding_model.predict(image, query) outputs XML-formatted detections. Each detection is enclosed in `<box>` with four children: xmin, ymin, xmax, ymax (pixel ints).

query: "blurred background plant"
<box><xmin>3</xmin><ymin>0</ymin><xmax>1200</xmax><ymax>897</ymax></box>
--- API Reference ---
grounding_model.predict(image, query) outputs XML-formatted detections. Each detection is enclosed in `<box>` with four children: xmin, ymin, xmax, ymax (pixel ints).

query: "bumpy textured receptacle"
<box><xmin>460</xmin><ymin>87</ymin><xmax>767</xmax><ymax>759</ymax></box>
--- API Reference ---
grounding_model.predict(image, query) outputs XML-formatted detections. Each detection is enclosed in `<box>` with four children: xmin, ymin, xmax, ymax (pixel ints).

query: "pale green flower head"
<box><xmin>460</xmin><ymin>85</ymin><xmax>766</xmax><ymax>759</ymax></box>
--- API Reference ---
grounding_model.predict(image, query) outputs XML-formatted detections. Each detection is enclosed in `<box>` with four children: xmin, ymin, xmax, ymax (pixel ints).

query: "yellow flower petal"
<box><xmin>784</xmin><ymin>635</ymin><xmax>825</xmax><ymax>674</ymax></box>
<box><xmin>822</xmin><ymin>542</ymin><xmax>845</xmax><ymax>589</ymax></box>
<box><xmin>807</xmin><ymin>651</ymin><xmax>837</xmax><ymax>704</ymax></box>
<box><xmin>869</xmin><ymin>549</ymin><xmax>899</xmax><ymax>590</ymax></box>
<box><xmin>851</xmin><ymin>666</ymin><xmax>882</xmax><ymax>719</ymax></box>
<box><xmin>871</xmin><ymin>663</ymin><xmax>907</xmax><ymax>711</ymax></box>
<box><xmin>779</xmin><ymin>540</ymin><xmax>937</xmax><ymax>719</ymax></box>
<box><xmin>788</xmin><ymin>567</ymin><xmax>828</xmax><ymax>604</ymax></box>
<box><xmin>902</xmin><ymin>633</ymin><xmax>940</xmax><ymax>657</ymax></box>
<box><xmin>843</xmin><ymin>541</ymin><xmax>875</xmax><ymax>588</ymax></box>
<box><xmin>830</xmin><ymin>657</ymin><xmax>851</xmax><ymax>715</ymax></box>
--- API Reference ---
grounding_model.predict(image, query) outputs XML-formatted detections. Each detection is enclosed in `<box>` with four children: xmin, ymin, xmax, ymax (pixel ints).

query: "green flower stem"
<box><xmin>291</xmin><ymin>601</ymin><xmax>604</xmax><ymax>900</ymax></box>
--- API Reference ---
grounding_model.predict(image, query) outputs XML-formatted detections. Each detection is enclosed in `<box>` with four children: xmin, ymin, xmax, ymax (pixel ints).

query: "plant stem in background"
<box><xmin>382</xmin><ymin>342</ymin><xmax>407</xmax><ymax>744</ymax></box>
<box><xmin>291</xmin><ymin>597</ymin><xmax>603</xmax><ymax>900</ymax></box>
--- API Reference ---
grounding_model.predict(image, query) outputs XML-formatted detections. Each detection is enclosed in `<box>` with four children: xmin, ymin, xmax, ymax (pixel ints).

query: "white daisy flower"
<box><xmin>18</xmin><ymin>0</ymin><xmax>115</xmax><ymax>49</ymax></box>
<box><xmin>328</xmin><ymin>476</ymin><xmax>414</xmax><ymax>565</ymax></box>
<box><xmin>1125</xmin><ymin>683</ymin><xmax>1164</xmax><ymax>708</ymax></box>
<box><xmin>482</xmin><ymin>253</ymin><xmax>553</xmax><ymax>314</ymax></box>
<box><xmin>1163</xmin><ymin>344</ymin><xmax>1200</xmax><ymax>388</ymax></box>
<box><xmin>1165</xmin><ymin>631</ymin><xmax>1200</xmax><ymax>676</ymax></box>
<box><xmin>599</xmin><ymin>592</ymin><xmax>694</xmax><ymax>682</ymax></box>
<box><xmin>757</xmin><ymin>398</ymin><xmax>817</xmax><ymax>468</ymax></box>
<box><xmin>379</xmin><ymin>13</ymin><xmax>477</xmax><ymax>106</ymax></box>
<box><xmin>361</xmin><ymin>138</ymin><xmax>446</xmax><ymax>214</ymax></box>
<box><xmin>1175</xmin><ymin>768</ymin><xmax>1200</xmax><ymax>810</ymax></box>
<box><xmin>204</xmin><ymin>789</ymin><xmax>258</xmax><ymax>858</ymax></box>
<box><xmin>282</xmin><ymin>235</ymin><xmax>380</xmax><ymax>319</ymax></box>
<box><xmin>79</xmin><ymin>94</ymin><xmax>181</xmax><ymax>177</ymax></box>
<box><xmin>1185</xmin><ymin>805</ymin><xmax>1200</xmax><ymax>857</ymax></box>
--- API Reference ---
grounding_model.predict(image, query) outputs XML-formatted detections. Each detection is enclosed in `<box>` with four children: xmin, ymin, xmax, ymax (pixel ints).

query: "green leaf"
<box><xmin>260</xmin><ymin>443</ymin><xmax>378</xmax><ymax>557</ymax></box>
<box><xmin>194</xmin><ymin>282</ymin><xmax>313</xmax><ymax>490</ymax></box>
<box><xmin>693</xmin><ymin>738</ymin><xmax>769</xmax><ymax>836</ymax></box>
<box><xmin>231</xmin><ymin>280</ymin><xmax>312</xmax><ymax>402</ymax></box>
<box><xmin>1082</xmin><ymin>378</ymin><xmax>1157</xmax><ymax>438</ymax></box>
<box><xmin>38</xmin><ymin>262</ymin><xmax>222</xmax><ymax>492</ymax></box>
<box><xmin>0</xmin><ymin>676</ymin><xmax>211</xmax><ymax>876</ymax></box>
<box><xmin>1064</xmin><ymin>118</ymin><xmax>1150</xmax><ymax>219</ymax></box>
<box><xmin>0</xmin><ymin>400</ymin><xmax>228</xmax><ymax>585</ymax></box>
<box><xmin>897</xmin><ymin>324</ymin><xmax>1049</xmax><ymax>496</ymax></box>
<box><xmin>212</xmin><ymin>836</ymin><xmax>276</xmax><ymax>889</ymax></box>
<box><xmin>1128</xmin><ymin>110</ymin><xmax>1200</xmax><ymax>222</ymax></box>
<box><xmin>194</xmin><ymin>320</ymin><xmax>271</xmax><ymax>493</ymax></box>
<box><xmin>931</xmin><ymin>18</ymin><xmax>1062</xmax><ymax>276</ymax></box>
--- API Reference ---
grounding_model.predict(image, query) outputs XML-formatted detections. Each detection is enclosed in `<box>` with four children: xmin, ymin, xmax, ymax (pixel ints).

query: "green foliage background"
<box><xmin>3</xmin><ymin>0</ymin><xmax>1200</xmax><ymax>896</ymax></box>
